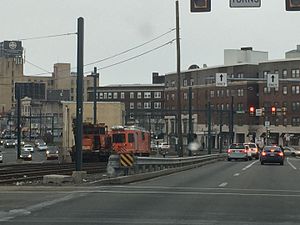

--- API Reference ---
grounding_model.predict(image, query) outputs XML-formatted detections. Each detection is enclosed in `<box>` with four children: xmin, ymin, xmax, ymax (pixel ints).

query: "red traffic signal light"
<box><xmin>191</xmin><ymin>0</ymin><xmax>211</xmax><ymax>12</ymax></box>
<box><xmin>249</xmin><ymin>106</ymin><xmax>255</xmax><ymax>115</ymax></box>
<box><xmin>271</xmin><ymin>106</ymin><xmax>276</xmax><ymax>115</ymax></box>
<box><xmin>286</xmin><ymin>0</ymin><xmax>300</xmax><ymax>11</ymax></box>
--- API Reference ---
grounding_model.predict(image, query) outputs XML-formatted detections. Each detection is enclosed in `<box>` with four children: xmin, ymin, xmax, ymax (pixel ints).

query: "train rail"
<box><xmin>0</xmin><ymin>162</ymin><xmax>107</xmax><ymax>184</ymax></box>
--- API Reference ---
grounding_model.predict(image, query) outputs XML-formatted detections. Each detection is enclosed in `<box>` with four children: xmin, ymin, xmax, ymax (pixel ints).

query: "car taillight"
<box><xmin>278</xmin><ymin>152</ymin><xmax>284</xmax><ymax>157</ymax></box>
<box><xmin>262</xmin><ymin>152</ymin><xmax>266</xmax><ymax>156</ymax></box>
<box><xmin>227</xmin><ymin>149</ymin><xmax>232</xmax><ymax>153</ymax></box>
<box><xmin>240</xmin><ymin>149</ymin><xmax>247</xmax><ymax>153</ymax></box>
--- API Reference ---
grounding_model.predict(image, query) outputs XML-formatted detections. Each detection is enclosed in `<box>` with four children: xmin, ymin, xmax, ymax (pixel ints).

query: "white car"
<box><xmin>37</xmin><ymin>144</ymin><xmax>48</xmax><ymax>151</ymax></box>
<box><xmin>283</xmin><ymin>146</ymin><xmax>300</xmax><ymax>157</ymax></box>
<box><xmin>23</xmin><ymin>144</ymin><xmax>34</xmax><ymax>152</ymax></box>
<box><xmin>244</xmin><ymin>143</ymin><xmax>259</xmax><ymax>159</ymax></box>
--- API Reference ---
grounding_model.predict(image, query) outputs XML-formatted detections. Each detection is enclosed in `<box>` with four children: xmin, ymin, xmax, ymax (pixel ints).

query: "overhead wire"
<box><xmin>17</xmin><ymin>32</ymin><xmax>77</xmax><ymax>41</ymax></box>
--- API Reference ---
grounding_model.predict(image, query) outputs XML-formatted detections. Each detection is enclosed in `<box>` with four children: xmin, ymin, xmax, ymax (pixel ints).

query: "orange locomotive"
<box><xmin>72</xmin><ymin>122</ymin><xmax>111</xmax><ymax>162</ymax></box>
<box><xmin>110</xmin><ymin>125</ymin><xmax>150</xmax><ymax>156</ymax></box>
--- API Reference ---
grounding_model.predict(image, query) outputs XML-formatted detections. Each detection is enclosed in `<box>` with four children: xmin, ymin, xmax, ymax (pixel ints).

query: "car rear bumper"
<box><xmin>260</xmin><ymin>156</ymin><xmax>284</xmax><ymax>163</ymax></box>
<box><xmin>227</xmin><ymin>153</ymin><xmax>248</xmax><ymax>159</ymax></box>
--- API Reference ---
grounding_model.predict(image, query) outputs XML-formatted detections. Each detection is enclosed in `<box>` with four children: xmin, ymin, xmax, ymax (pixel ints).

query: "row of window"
<box><xmin>129</xmin><ymin>102</ymin><xmax>161</xmax><ymax>109</ymax></box>
<box><xmin>97</xmin><ymin>91</ymin><xmax>162</xmax><ymax>100</ymax></box>
<box><xmin>263</xmin><ymin>69</ymin><xmax>300</xmax><ymax>78</ymax></box>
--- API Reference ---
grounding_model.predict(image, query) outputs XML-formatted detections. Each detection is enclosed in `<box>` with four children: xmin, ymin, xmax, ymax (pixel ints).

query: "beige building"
<box><xmin>62</xmin><ymin>101</ymin><xmax>125</xmax><ymax>150</ymax></box>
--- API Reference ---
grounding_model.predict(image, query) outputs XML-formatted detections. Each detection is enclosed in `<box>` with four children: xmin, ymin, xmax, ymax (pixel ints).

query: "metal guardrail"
<box><xmin>106</xmin><ymin>153</ymin><xmax>226</xmax><ymax>178</ymax></box>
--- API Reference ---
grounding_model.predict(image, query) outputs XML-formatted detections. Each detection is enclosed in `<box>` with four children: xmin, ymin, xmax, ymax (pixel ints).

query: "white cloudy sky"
<box><xmin>1</xmin><ymin>0</ymin><xmax>300</xmax><ymax>85</ymax></box>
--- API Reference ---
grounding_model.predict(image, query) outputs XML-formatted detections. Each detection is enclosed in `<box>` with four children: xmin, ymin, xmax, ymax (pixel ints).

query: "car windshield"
<box><xmin>263</xmin><ymin>147</ymin><xmax>282</xmax><ymax>152</ymax></box>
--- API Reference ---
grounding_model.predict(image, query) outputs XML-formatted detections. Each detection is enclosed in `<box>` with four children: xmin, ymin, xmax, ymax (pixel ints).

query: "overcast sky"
<box><xmin>2</xmin><ymin>0</ymin><xmax>300</xmax><ymax>85</ymax></box>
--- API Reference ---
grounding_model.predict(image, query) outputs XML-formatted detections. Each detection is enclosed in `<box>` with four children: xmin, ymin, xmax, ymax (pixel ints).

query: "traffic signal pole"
<box><xmin>176</xmin><ymin>0</ymin><xmax>183</xmax><ymax>157</ymax></box>
<box><xmin>75</xmin><ymin>17</ymin><xmax>84</xmax><ymax>171</ymax></box>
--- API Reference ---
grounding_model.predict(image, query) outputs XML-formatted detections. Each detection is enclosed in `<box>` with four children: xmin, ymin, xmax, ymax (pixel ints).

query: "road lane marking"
<box><xmin>242</xmin><ymin>160</ymin><xmax>258</xmax><ymax>171</ymax></box>
<box><xmin>233</xmin><ymin>173</ymin><xmax>240</xmax><ymax>176</ymax></box>
<box><xmin>287</xmin><ymin>158</ymin><xmax>297</xmax><ymax>170</ymax></box>
<box><xmin>218</xmin><ymin>182</ymin><xmax>228</xmax><ymax>187</ymax></box>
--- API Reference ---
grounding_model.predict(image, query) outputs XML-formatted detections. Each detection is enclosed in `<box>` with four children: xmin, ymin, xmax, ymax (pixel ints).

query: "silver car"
<box><xmin>283</xmin><ymin>146</ymin><xmax>300</xmax><ymax>157</ymax></box>
<box><xmin>227</xmin><ymin>143</ymin><xmax>251</xmax><ymax>161</ymax></box>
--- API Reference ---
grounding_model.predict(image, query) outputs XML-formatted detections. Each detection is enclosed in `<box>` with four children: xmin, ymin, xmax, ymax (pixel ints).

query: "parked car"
<box><xmin>3</xmin><ymin>139</ymin><xmax>16</xmax><ymax>148</ymax></box>
<box><xmin>22</xmin><ymin>144</ymin><xmax>34</xmax><ymax>152</ymax></box>
<box><xmin>260</xmin><ymin>146</ymin><xmax>284</xmax><ymax>165</ymax></box>
<box><xmin>19</xmin><ymin>149</ymin><xmax>32</xmax><ymax>161</ymax></box>
<box><xmin>46</xmin><ymin>146</ymin><xmax>59</xmax><ymax>160</ymax></box>
<box><xmin>0</xmin><ymin>151</ymin><xmax>3</xmax><ymax>163</ymax></box>
<box><xmin>227</xmin><ymin>143</ymin><xmax>251</xmax><ymax>161</ymax></box>
<box><xmin>282</xmin><ymin>146</ymin><xmax>300</xmax><ymax>157</ymax></box>
<box><xmin>244</xmin><ymin>142</ymin><xmax>259</xmax><ymax>159</ymax></box>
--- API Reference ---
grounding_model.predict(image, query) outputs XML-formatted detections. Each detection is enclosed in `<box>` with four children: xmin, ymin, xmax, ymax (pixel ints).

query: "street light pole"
<box><xmin>176</xmin><ymin>0</ymin><xmax>183</xmax><ymax>157</ymax></box>
<box><xmin>92</xmin><ymin>67</ymin><xmax>99</xmax><ymax>125</ymax></box>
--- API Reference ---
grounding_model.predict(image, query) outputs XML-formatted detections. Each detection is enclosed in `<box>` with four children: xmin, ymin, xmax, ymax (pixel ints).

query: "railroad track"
<box><xmin>0</xmin><ymin>162</ymin><xmax>107</xmax><ymax>184</ymax></box>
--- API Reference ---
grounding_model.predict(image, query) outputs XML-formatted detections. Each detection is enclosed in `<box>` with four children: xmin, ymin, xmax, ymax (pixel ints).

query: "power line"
<box><xmin>85</xmin><ymin>38</ymin><xmax>176</xmax><ymax>74</ymax></box>
<box><xmin>84</xmin><ymin>28</ymin><xmax>176</xmax><ymax>67</ymax></box>
<box><xmin>25</xmin><ymin>60</ymin><xmax>52</xmax><ymax>74</ymax></box>
<box><xmin>18</xmin><ymin>32</ymin><xmax>77</xmax><ymax>41</ymax></box>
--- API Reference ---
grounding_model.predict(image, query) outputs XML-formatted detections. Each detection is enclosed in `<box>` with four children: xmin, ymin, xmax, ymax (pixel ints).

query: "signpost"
<box><xmin>267</xmin><ymin>74</ymin><xmax>279</xmax><ymax>88</ymax></box>
<box><xmin>216</xmin><ymin>73</ymin><xmax>228</xmax><ymax>87</ymax></box>
<box><xmin>230</xmin><ymin>0</ymin><xmax>261</xmax><ymax>8</ymax></box>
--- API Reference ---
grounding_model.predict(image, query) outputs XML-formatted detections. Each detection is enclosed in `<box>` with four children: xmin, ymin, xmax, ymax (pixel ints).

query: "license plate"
<box><xmin>270</xmin><ymin>153</ymin><xmax>274</xmax><ymax>156</ymax></box>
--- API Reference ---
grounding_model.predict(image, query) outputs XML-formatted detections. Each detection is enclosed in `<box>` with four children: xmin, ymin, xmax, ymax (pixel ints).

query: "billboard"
<box><xmin>0</xmin><ymin>41</ymin><xmax>23</xmax><ymax>58</ymax></box>
<box><xmin>15</xmin><ymin>82</ymin><xmax>46</xmax><ymax>100</ymax></box>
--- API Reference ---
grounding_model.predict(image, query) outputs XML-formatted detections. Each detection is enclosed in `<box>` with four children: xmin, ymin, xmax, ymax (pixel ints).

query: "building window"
<box><xmin>183</xmin><ymin>93</ymin><xmax>188</xmax><ymax>100</ymax></box>
<box><xmin>113</xmin><ymin>92</ymin><xmax>118</xmax><ymax>99</ymax></box>
<box><xmin>210</xmin><ymin>90</ymin><xmax>214</xmax><ymax>98</ymax></box>
<box><xmin>154</xmin><ymin>92</ymin><xmax>161</xmax><ymax>98</ymax></box>
<box><xmin>130</xmin><ymin>92</ymin><xmax>134</xmax><ymax>99</ymax></box>
<box><xmin>292</xmin><ymin>69</ymin><xmax>300</xmax><ymax>78</ymax></box>
<box><xmin>144</xmin><ymin>102</ymin><xmax>151</xmax><ymax>109</ymax></box>
<box><xmin>130</xmin><ymin>102</ymin><xmax>134</xmax><ymax>109</ymax></box>
<box><xmin>190</xmin><ymin>78</ymin><xmax>194</xmax><ymax>86</ymax></box>
<box><xmin>108</xmin><ymin>92</ymin><xmax>112</xmax><ymax>99</ymax></box>
<box><xmin>192</xmin><ymin>92</ymin><xmax>195</xmax><ymax>99</ymax></box>
<box><xmin>129</xmin><ymin>113</ymin><xmax>134</xmax><ymax>119</ymax></box>
<box><xmin>121</xmin><ymin>92</ymin><xmax>125</xmax><ymax>99</ymax></box>
<box><xmin>283</xmin><ymin>118</ymin><xmax>288</xmax><ymax>126</ymax></box>
<box><xmin>137</xmin><ymin>102</ymin><xmax>142</xmax><ymax>109</ymax></box>
<box><xmin>171</xmin><ymin>80</ymin><xmax>175</xmax><ymax>87</ymax></box>
<box><xmin>264</xmin><ymin>87</ymin><xmax>271</xmax><ymax>94</ymax></box>
<box><xmin>166</xmin><ymin>94</ymin><xmax>169</xmax><ymax>100</ymax></box>
<box><xmin>282</xmin><ymin>69</ymin><xmax>288</xmax><ymax>79</ymax></box>
<box><xmin>183</xmin><ymin>79</ymin><xmax>188</xmax><ymax>86</ymax></box>
<box><xmin>292</xmin><ymin>102</ymin><xmax>300</xmax><ymax>111</ymax></box>
<box><xmin>99</xmin><ymin>93</ymin><xmax>103</xmax><ymax>99</ymax></box>
<box><xmin>154</xmin><ymin>102</ymin><xmax>161</xmax><ymax>109</ymax></box>
<box><xmin>144</xmin><ymin>92</ymin><xmax>151</xmax><ymax>99</ymax></box>
<box><xmin>137</xmin><ymin>92</ymin><xmax>142</xmax><ymax>99</ymax></box>
<box><xmin>283</xmin><ymin>86</ymin><xmax>288</xmax><ymax>95</ymax></box>
<box><xmin>237</xmin><ymin>73</ymin><xmax>244</xmax><ymax>78</ymax></box>
<box><xmin>237</xmin><ymin>89</ymin><xmax>244</xmax><ymax>97</ymax></box>
<box><xmin>103</xmin><ymin>93</ymin><xmax>107</xmax><ymax>99</ymax></box>
<box><xmin>171</xmin><ymin>94</ymin><xmax>175</xmax><ymax>100</ymax></box>
<box><xmin>292</xmin><ymin>117</ymin><xmax>300</xmax><ymax>126</ymax></box>
<box><xmin>292</xmin><ymin>86</ymin><xmax>300</xmax><ymax>94</ymax></box>
<box><xmin>237</xmin><ymin>103</ymin><xmax>243</xmax><ymax>111</ymax></box>
<box><xmin>263</xmin><ymin>71</ymin><xmax>270</xmax><ymax>79</ymax></box>
<box><xmin>226</xmin><ymin>89</ymin><xmax>230</xmax><ymax>97</ymax></box>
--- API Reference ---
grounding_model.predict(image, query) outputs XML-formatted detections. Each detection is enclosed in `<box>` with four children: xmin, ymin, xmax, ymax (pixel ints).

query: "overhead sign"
<box><xmin>265</xmin><ymin>121</ymin><xmax>270</xmax><ymax>128</ymax></box>
<box><xmin>230</xmin><ymin>0</ymin><xmax>261</xmax><ymax>8</ymax></box>
<box><xmin>267</xmin><ymin>74</ymin><xmax>279</xmax><ymax>88</ymax></box>
<box><xmin>216</xmin><ymin>73</ymin><xmax>227</xmax><ymax>87</ymax></box>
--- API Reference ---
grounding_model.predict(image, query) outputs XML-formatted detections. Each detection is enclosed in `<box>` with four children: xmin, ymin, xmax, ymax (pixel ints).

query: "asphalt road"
<box><xmin>1</xmin><ymin>157</ymin><xmax>300</xmax><ymax>224</ymax></box>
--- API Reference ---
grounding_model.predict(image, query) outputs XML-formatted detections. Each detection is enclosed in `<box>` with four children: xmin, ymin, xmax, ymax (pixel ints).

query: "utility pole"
<box><xmin>75</xmin><ymin>17</ymin><xmax>84</xmax><ymax>171</ymax></box>
<box><xmin>176</xmin><ymin>0</ymin><xmax>183</xmax><ymax>157</ymax></box>
<box><xmin>207</xmin><ymin>101</ymin><xmax>212</xmax><ymax>154</ymax></box>
<box><xmin>188</xmin><ymin>87</ymin><xmax>193</xmax><ymax>144</ymax></box>
<box><xmin>92</xmin><ymin>67</ymin><xmax>99</xmax><ymax>125</ymax></box>
<box><xmin>219</xmin><ymin>110</ymin><xmax>223</xmax><ymax>153</ymax></box>
<box><xmin>16</xmin><ymin>86</ymin><xmax>21</xmax><ymax>160</ymax></box>
<box><xmin>230</xmin><ymin>95</ymin><xmax>234</xmax><ymax>144</ymax></box>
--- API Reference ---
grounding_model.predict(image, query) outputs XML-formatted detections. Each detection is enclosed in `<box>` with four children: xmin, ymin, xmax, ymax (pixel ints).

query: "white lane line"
<box><xmin>242</xmin><ymin>160</ymin><xmax>258</xmax><ymax>171</ymax></box>
<box><xmin>287</xmin><ymin>158</ymin><xmax>297</xmax><ymax>170</ymax></box>
<box><xmin>218</xmin><ymin>182</ymin><xmax>228</xmax><ymax>187</ymax></box>
<box><xmin>233</xmin><ymin>173</ymin><xmax>240</xmax><ymax>176</ymax></box>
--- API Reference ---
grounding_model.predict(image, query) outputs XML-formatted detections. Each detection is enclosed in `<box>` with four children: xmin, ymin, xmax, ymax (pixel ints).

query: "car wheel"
<box><xmin>227</xmin><ymin>157</ymin><xmax>231</xmax><ymax>161</ymax></box>
<box><xmin>245</xmin><ymin>157</ymin><xmax>248</xmax><ymax>161</ymax></box>
<box><xmin>280</xmin><ymin>162</ymin><xmax>284</xmax><ymax>165</ymax></box>
<box><xmin>261</xmin><ymin>161</ymin><xmax>264</xmax><ymax>165</ymax></box>
<box><xmin>291</xmin><ymin>153</ymin><xmax>296</xmax><ymax>157</ymax></box>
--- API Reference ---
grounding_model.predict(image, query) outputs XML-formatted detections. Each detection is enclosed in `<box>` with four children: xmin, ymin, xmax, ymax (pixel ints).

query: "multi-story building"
<box><xmin>0</xmin><ymin>40</ymin><xmax>97</xmax><ymax>138</ymax></box>
<box><xmin>164</xmin><ymin>48</ymin><xmax>300</xmax><ymax>149</ymax></box>
<box><xmin>87</xmin><ymin>72</ymin><xmax>165</xmax><ymax>137</ymax></box>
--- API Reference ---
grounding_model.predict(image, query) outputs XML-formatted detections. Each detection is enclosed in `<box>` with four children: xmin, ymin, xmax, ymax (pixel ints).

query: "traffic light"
<box><xmin>249</xmin><ymin>106</ymin><xmax>255</xmax><ymax>116</ymax></box>
<box><xmin>286</xmin><ymin>0</ymin><xmax>300</xmax><ymax>11</ymax></box>
<box><xmin>191</xmin><ymin>0</ymin><xmax>211</xmax><ymax>12</ymax></box>
<box><xmin>271</xmin><ymin>106</ymin><xmax>276</xmax><ymax>115</ymax></box>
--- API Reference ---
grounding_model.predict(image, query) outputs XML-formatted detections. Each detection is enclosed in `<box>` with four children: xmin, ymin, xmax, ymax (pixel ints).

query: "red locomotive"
<box><xmin>72</xmin><ymin>122</ymin><xmax>111</xmax><ymax>162</ymax></box>
<box><xmin>110</xmin><ymin>125</ymin><xmax>150</xmax><ymax>156</ymax></box>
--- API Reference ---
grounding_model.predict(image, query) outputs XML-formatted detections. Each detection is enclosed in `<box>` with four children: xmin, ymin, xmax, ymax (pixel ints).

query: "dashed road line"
<box><xmin>218</xmin><ymin>182</ymin><xmax>228</xmax><ymax>187</ymax></box>
<box><xmin>287</xmin><ymin>158</ymin><xmax>297</xmax><ymax>170</ymax></box>
<box><xmin>242</xmin><ymin>160</ymin><xmax>258</xmax><ymax>171</ymax></box>
<box><xmin>233</xmin><ymin>173</ymin><xmax>240</xmax><ymax>176</ymax></box>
